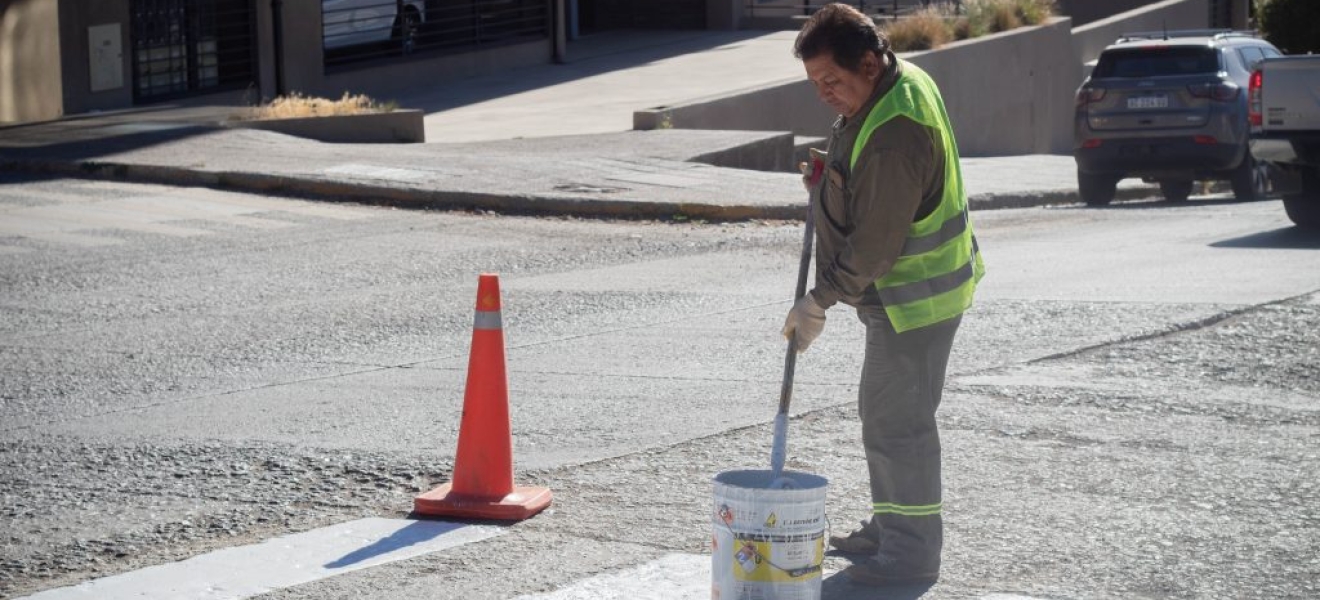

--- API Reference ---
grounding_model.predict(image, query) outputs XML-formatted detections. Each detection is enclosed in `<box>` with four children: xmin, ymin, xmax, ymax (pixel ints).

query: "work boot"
<box><xmin>843</xmin><ymin>553</ymin><xmax>939</xmax><ymax>586</ymax></box>
<box><xmin>828</xmin><ymin>519</ymin><xmax>880</xmax><ymax>555</ymax></box>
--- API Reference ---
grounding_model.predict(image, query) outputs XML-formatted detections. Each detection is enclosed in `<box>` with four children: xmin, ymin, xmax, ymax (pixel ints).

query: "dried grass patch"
<box><xmin>885</xmin><ymin>0</ymin><xmax>1055</xmax><ymax>51</ymax></box>
<box><xmin>244</xmin><ymin>92</ymin><xmax>397</xmax><ymax>120</ymax></box>
<box><xmin>884</xmin><ymin>6</ymin><xmax>954</xmax><ymax>52</ymax></box>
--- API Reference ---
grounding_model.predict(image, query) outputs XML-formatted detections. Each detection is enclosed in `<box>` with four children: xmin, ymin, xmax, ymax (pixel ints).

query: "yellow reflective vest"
<box><xmin>850</xmin><ymin>60</ymin><xmax>984</xmax><ymax>333</ymax></box>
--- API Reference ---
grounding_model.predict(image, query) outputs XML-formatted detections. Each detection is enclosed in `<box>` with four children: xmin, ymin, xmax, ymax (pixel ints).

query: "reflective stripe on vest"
<box><xmin>850</xmin><ymin>59</ymin><xmax>984</xmax><ymax>333</ymax></box>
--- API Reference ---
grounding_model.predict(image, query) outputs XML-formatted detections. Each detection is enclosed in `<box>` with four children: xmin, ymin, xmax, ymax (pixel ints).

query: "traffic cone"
<box><xmin>414</xmin><ymin>273</ymin><xmax>552</xmax><ymax>520</ymax></box>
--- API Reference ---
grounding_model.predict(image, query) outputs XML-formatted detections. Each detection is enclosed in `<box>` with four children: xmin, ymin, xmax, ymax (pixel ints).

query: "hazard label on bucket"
<box><xmin>730</xmin><ymin>534</ymin><xmax>823</xmax><ymax>583</ymax></box>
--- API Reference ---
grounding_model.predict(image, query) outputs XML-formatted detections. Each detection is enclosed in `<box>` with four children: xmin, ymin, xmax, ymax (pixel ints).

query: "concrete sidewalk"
<box><xmin>0</xmin><ymin>31</ymin><xmax>1142</xmax><ymax>219</ymax></box>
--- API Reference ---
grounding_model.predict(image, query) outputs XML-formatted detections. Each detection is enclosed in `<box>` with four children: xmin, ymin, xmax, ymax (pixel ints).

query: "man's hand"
<box><xmin>798</xmin><ymin>149</ymin><xmax>826</xmax><ymax>191</ymax></box>
<box><xmin>782</xmin><ymin>294</ymin><xmax>826</xmax><ymax>352</ymax></box>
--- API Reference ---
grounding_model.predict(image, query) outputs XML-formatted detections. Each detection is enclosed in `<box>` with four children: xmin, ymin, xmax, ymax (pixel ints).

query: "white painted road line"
<box><xmin>18</xmin><ymin>518</ymin><xmax>503</xmax><ymax>600</ymax></box>
<box><xmin>514</xmin><ymin>554</ymin><xmax>1058</xmax><ymax>600</ymax></box>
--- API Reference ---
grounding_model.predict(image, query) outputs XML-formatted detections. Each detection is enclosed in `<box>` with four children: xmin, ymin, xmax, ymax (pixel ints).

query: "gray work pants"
<box><xmin>857</xmin><ymin>308</ymin><xmax>961</xmax><ymax>571</ymax></box>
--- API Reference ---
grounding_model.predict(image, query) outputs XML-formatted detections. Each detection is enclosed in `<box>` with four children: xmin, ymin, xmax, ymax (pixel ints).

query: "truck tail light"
<box><xmin>1248</xmin><ymin>69</ymin><xmax>1263</xmax><ymax>127</ymax></box>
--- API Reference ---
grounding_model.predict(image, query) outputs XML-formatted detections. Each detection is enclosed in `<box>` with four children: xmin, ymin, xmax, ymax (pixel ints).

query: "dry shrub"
<box><xmin>884</xmin><ymin>6</ymin><xmax>954</xmax><ymax>52</ymax></box>
<box><xmin>884</xmin><ymin>0</ymin><xmax>1055</xmax><ymax>50</ymax></box>
<box><xmin>1013</xmin><ymin>0</ymin><xmax>1056</xmax><ymax>25</ymax></box>
<box><xmin>949</xmin><ymin>16</ymin><xmax>976</xmax><ymax>41</ymax></box>
<box><xmin>983</xmin><ymin>0</ymin><xmax>1021</xmax><ymax>32</ymax></box>
<box><xmin>250</xmin><ymin>92</ymin><xmax>395</xmax><ymax>120</ymax></box>
<box><xmin>964</xmin><ymin>0</ymin><xmax>1054</xmax><ymax>34</ymax></box>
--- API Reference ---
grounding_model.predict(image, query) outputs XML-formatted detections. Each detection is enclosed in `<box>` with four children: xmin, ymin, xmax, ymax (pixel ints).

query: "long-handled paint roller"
<box><xmin>770</xmin><ymin>149</ymin><xmax>825</xmax><ymax>490</ymax></box>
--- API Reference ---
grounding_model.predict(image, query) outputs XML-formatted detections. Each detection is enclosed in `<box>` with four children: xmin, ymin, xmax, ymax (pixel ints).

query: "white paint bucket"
<box><xmin>711</xmin><ymin>469</ymin><xmax>828</xmax><ymax>600</ymax></box>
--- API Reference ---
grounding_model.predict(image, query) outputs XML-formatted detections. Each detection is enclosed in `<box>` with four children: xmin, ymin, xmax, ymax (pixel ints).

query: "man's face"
<box><xmin>803</xmin><ymin>51</ymin><xmax>881</xmax><ymax>118</ymax></box>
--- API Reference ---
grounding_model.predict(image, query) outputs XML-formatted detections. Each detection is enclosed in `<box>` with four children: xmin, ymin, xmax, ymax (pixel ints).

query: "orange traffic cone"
<box><xmin>413</xmin><ymin>273</ymin><xmax>552</xmax><ymax>520</ymax></box>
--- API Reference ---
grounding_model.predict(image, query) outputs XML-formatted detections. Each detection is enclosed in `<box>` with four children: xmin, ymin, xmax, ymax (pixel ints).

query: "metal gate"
<box><xmin>323</xmin><ymin>0</ymin><xmax>550</xmax><ymax>69</ymax></box>
<box><xmin>130</xmin><ymin>0</ymin><xmax>257</xmax><ymax>102</ymax></box>
<box><xmin>744</xmin><ymin>0</ymin><xmax>939</xmax><ymax>20</ymax></box>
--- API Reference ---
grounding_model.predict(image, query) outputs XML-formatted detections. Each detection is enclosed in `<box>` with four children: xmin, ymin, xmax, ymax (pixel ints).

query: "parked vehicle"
<box><xmin>1074</xmin><ymin>30</ymin><xmax>1284</xmax><ymax>205</ymax></box>
<box><xmin>322</xmin><ymin>0</ymin><xmax>426</xmax><ymax>53</ymax></box>
<box><xmin>1249</xmin><ymin>55</ymin><xmax>1320</xmax><ymax>229</ymax></box>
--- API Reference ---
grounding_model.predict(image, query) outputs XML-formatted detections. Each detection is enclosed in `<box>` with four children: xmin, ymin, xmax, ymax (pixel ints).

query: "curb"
<box><xmin>2</xmin><ymin>158</ymin><xmax>809</xmax><ymax>222</ymax></box>
<box><xmin>969</xmin><ymin>184</ymin><xmax>1158</xmax><ymax>211</ymax></box>
<box><xmin>1</xmin><ymin>158</ymin><xmax>1155</xmax><ymax>222</ymax></box>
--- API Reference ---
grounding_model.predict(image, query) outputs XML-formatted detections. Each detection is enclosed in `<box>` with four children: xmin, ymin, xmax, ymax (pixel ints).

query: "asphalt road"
<box><xmin>2</xmin><ymin>174</ymin><xmax>1318</xmax><ymax>599</ymax></box>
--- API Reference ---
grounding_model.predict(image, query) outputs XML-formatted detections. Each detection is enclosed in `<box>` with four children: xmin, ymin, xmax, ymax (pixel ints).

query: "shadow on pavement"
<box><xmin>0</xmin><ymin>171</ymin><xmax>72</xmax><ymax>187</ymax></box>
<box><xmin>324</xmin><ymin>520</ymin><xmax>468</xmax><ymax>569</ymax></box>
<box><xmin>1090</xmin><ymin>196</ymin><xmax>1245</xmax><ymax>209</ymax></box>
<box><xmin>0</xmin><ymin>98</ymin><xmax>235</xmax><ymax>165</ymax></box>
<box><xmin>1210</xmin><ymin>226</ymin><xmax>1320</xmax><ymax>249</ymax></box>
<box><xmin>395</xmin><ymin>30</ymin><xmax>776</xmax><ymax>114</ymax></box>
<box><xmin>821</xmin><ymin>571</ymin><xmax>935</xmax><ymax>599</ymax></box>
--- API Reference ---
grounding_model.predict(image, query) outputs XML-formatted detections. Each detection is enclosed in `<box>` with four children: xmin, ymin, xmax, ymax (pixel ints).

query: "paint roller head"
<box><xmin>769</xmin><ymin>476</ymin><xmax>798</xmax><ymax>490</ymax></box>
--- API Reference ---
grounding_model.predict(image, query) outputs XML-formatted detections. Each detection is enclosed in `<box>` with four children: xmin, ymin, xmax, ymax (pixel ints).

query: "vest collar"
<box><xmin>837</xmin><ymin>50</ymin><xmax>902</xmax><ymax>132</ymax></box>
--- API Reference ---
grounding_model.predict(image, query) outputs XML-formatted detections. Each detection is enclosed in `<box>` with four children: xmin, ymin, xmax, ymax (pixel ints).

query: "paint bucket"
<box><xmin>711</xmin><ymin>469</ymin><xmax>828</xmax><ymax>600</ymax></box>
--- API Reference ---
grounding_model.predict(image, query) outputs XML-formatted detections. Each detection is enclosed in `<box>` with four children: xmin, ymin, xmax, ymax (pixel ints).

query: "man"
<box><xmin>781</xmin><ymin>3</ymin><xmax>984</xmax><ymax>586</ymax></box>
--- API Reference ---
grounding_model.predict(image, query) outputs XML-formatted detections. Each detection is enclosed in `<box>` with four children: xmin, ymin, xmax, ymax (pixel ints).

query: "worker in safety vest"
<box><xmin>781</xmin><ymin>3</ymin><xmax>984</xmax><ymax>586</ymax></box>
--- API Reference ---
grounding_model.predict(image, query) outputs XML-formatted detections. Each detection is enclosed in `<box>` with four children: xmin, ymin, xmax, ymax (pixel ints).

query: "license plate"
<box><xmin>1119</xmin><ymin>144</ymin><xmax>1157</xmax><ymax>156</ymax></box>
<box><xmin>1127</xmin><ymin>95</ymin><xmax>1168</xmax><ymax>109</ymax></box>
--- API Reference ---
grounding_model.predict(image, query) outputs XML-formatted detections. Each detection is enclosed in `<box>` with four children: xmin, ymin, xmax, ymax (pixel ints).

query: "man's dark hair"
<box><xmin>793</xmin><ymin>3</ymin><xmax>890</xmax><ymax>72</ymax></box>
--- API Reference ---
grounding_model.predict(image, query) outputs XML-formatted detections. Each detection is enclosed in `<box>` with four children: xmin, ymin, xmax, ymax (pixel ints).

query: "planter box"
<box><xmin>225</xmin><ymin>109</ymin><xmax>425</xmax><ymax>143</ymax></box>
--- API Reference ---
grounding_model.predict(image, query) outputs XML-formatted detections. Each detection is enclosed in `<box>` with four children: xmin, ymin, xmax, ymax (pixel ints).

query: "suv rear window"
<box><xmin>1093</xmin><ymin>47</ymin><xmax>1221</xmax><ymax>78</ymax></box>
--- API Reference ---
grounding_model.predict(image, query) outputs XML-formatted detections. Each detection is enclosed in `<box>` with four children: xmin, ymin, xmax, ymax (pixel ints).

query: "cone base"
<box><xmin>413</xmin><ymin>482</ymin><xmax>552</xmax><ymax>521</ymax></box>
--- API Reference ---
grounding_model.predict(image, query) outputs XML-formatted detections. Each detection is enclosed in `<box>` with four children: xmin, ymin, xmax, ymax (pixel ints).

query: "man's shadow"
<box><xmin>820</xmin><ymin>551</ymin><xmax>936</xmax><ymax>600</ymax></box>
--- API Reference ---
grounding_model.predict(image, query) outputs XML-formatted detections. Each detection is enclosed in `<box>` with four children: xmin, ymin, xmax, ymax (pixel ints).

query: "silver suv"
<box><xmin>1074</xmin><ymin>30</ymin><xmax>1284</xmax><ymax>205</ymax></box>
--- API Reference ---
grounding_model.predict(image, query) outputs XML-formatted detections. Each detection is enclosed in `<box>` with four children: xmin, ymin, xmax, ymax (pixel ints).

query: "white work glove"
<box><xmin>782</xmin><ymin>294</ymin><xmax>827</xmax><ymax>353</ymax></box>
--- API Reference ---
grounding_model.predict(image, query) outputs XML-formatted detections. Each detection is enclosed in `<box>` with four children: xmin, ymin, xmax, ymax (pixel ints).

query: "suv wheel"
<box><xmin>1078</xmin><ymin>170</ymin><xmax>1119</xmax><ymax>206</ymax></box>
<box><xmin>1230</xmin><ymin>151</ymin><xmax>1269</xmax><ymax>201</ymax></box>
<box><xmin>1159</xmin><ymin>179</ymin><xmax>1194</xmax><ymax>202</ymax></box>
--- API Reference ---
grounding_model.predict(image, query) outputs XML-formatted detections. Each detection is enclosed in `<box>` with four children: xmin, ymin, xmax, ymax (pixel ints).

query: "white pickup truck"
<box><xmin>1249</xmin><ymin>55</ymin><xmax>1320</xmax><ymax>229</ymax></box>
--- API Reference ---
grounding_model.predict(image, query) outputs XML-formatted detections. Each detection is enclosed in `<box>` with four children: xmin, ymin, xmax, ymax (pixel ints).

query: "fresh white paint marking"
<box><xmin>19</xmin><ymin>518</ymin><xmax>502</xmax><ymax>600</ymax></box>
<box><xmin>514</xmin><ymin>554</ymin><xmax>1059</xmax><ymax>600</ymax></box>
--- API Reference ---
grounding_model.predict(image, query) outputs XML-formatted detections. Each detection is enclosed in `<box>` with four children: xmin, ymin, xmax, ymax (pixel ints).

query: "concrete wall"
<box><xmin>1</xmin><ymin>0</ymin><xmax>63</xmax><ymax>123</ymax></box>
<box><xmin>637</xmin><ymin>17</ymin><xmax>1079</xmax><ymax>157</ymax></box>
<box><xmin>1072</xmin><ymin>0</ymin><xmax>1209</xmax><ymax>69</ymax></box>
<box><xmin>636</xmin><ymin>0</ymin><xmax>1214</xmax><ymax>157</ymax></box>
<box><xmin>906</xmin><ymin>17</ymin><xmax>1077</xmax><ymax>156</ymax></box>
<box><xmin>56</xmin><ymin>0</ymin><xmax>133</xmax><ymax>115</ymax></box>
<box><xmin>633</xmin><ymin>79</ymin><xmax>834</xmax><ymax>141</ymax></box>
<box><xmin>1057</xmin><ymin>0</ymin><xmax>1157</xmax><ymax>27</ymax></box>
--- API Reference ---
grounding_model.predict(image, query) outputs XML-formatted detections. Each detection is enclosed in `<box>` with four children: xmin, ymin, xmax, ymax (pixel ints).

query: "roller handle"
<box><xmin>771</xmin><ymin>152</ymin><xmax>822</xmax><ymax>480</ymax></box>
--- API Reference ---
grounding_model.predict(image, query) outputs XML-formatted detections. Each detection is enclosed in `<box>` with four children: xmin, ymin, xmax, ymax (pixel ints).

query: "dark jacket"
<box><xmin>811</xmin><ymin>51</ymin><xmax>948</xmax><ymax>311</ymax></box>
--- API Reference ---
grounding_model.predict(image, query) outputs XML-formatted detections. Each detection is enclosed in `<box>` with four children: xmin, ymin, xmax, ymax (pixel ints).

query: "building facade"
<box><xmin>1</xmin><ymin>0</ymin><xmax>1251</xmax><ymax>125</ymax></box>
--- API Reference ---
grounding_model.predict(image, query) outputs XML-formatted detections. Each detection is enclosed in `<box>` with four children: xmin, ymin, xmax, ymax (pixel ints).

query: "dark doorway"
<box><xmin>572</xmin><ymin>0</ymin><xmax>705</xmax><ymax>35</ymax></box>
